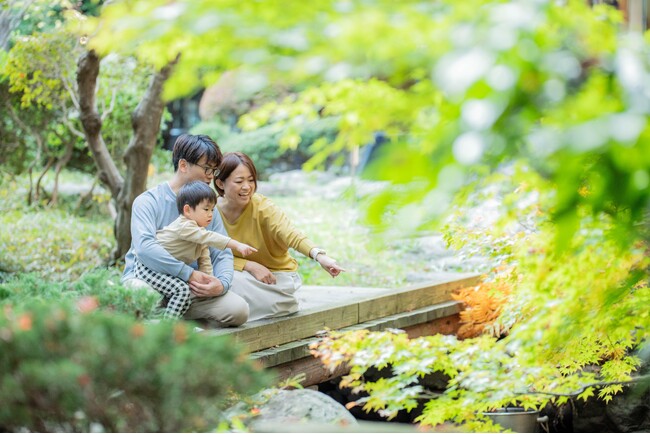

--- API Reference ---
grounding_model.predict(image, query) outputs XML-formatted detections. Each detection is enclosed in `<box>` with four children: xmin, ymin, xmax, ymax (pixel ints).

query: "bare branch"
<box><xmin>101</xmin><ymin>87</ymin><xmax>117</xmax><ymax>121</ymax></box>
<box><xmin>61</xmin><ymin>74</ymin><xmax>81</xmax><ymax>110</ymax></box>
<box><xmin>61</xmin><ymin>115</ymin><xmax>86</xmax><ymax>139</ymax></box>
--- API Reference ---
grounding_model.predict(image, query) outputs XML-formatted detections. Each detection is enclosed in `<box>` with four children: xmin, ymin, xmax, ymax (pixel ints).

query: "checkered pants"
<box><xmin>134</xmin><ymin>260</ymin><xmax>191</xmax><ymax>318</ymax></box>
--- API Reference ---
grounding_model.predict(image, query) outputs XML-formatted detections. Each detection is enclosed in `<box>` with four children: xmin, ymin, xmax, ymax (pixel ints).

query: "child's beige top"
<box><xmin>156</xmin><ymin>215</ymin><xmax>231</xmax><ymax>275</ymax></box>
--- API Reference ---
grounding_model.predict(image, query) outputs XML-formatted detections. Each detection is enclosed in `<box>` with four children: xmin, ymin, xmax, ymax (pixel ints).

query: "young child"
<box><xmin>156</xmin><ymin>181</ymin><xmax>257</xmax><ymax>280</ymax></box>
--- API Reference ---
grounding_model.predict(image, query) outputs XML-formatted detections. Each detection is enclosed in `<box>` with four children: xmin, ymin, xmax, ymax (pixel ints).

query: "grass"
<box><xmin>274</xmin><ymin>193</ymin><xmax>429</xmax><ymax>287</ymax></box>
<box><xmin>0</xmin><ymin>167</ymin><xmax>438</xmax><ymax>288</ymax></box>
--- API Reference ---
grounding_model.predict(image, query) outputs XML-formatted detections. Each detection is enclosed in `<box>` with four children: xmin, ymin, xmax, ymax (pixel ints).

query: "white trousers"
<box><xmin>230</xmin><ymin>270</ymin><xmax>302</xmax><ymax>322</ymax></box>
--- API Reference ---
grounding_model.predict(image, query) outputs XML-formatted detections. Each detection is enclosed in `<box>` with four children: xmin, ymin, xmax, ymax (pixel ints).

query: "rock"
<box><xmin>571</xmin><ymin>383</ymin><xmax>650</xmax><ymax>433</ymax></box>
<box><xmin>605</xmin><ymin>384</ymin><xmax>650</xmax><ymax>432</ymax></box>
<box><xmin>226</xmin><ymin>388</ymin><xmax>357</xmax><ymax>431</ymax></box>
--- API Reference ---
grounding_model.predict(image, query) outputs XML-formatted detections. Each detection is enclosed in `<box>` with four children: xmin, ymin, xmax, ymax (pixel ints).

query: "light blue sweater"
<box><xmin>122</xmin><ymin>182</ymin><xmax>233</xmax><ymax>292</ymax></box>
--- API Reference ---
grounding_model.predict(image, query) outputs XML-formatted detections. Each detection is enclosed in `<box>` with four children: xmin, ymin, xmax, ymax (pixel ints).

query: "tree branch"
<box><xmin>517</xmin><ymin>374</ymin><xmax>650</xmax><ymax>398</ymax></box>
<box><xmin>61</xmin><ymin>115</ymin><xmax>86</xmax><ymax>139</ymax></box>
<box><xmin>101</xmin><ymin>87</ymin><xmax>117</xmax><ymax>122</ymax></box>
<box><xmin>77</xmin><ymin>48</ymin><xmax>124</xmax><ymax>199</ymax></box>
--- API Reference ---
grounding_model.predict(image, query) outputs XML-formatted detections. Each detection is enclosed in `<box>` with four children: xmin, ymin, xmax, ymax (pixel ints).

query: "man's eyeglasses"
<box><xmin>188</xmin><ymin>161</ymin><xmax>219</xmax><ymax>176</ymax></box>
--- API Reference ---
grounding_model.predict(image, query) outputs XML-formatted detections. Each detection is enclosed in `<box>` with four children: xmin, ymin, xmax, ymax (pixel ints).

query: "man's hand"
<box><xmin>189</xmin><ymin>270</ymin><xmax>225</xmax><ymax>297</ymax></box>
<box><xmin>244</xmin><ymin>260</ymin><xmax>276</xmax><ymax>285</ymax></box>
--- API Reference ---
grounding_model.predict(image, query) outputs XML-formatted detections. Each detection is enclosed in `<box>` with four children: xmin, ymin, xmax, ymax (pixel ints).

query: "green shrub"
<box><xmin>190</xmin><ymin>118</ymin><xmax>233</xmax><ymax>143</ymax></box>
<box><xmin>192</xmin><ymin>117</ymin><xmax>340</xmax><ymax>177</ymax></box>
<box><xmin>0</xmin><ymin>268</ymin><xmax>159</xmax><ymax>318</ymax></box>
<box><xmin>0</xmin><ymin>209</ymin><xmax>113</xmax><ymax>278</ymax></box>
<box><xmin>0</xmin><ymin>301</ymin><xmax>271</xmax><ymax>432</ymax></box>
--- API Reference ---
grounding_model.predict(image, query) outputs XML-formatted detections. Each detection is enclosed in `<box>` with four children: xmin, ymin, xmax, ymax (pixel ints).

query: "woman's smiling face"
<box><xmin>220</xmin><ymin>163</ymin><xmax>256</xmax><ymax>207</ymax></box>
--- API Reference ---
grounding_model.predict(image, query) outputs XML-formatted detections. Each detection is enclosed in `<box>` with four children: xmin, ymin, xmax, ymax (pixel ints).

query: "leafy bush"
<box><xmin>0</xmin><ymin>301</ymin><xmax>271</xmax><ymax>432</ymax></box>
<box><xmin>0</xmin><ymin>268</ymin><xmax>159</xmax><ymax>319</ymax></box>
<box><xmin>192</xmin><ymin>117</ymin><xmax>340</xmax><ymax>177</ymax></box>
<box><xmin>190</xmin><ymin>118</ymin><xmax>233</xmax><ymax>143</ymax></box>
<box><xmin>0</xmin><ymin>209</ymin><xmax>113</xmax><ymax>279</ymax></box>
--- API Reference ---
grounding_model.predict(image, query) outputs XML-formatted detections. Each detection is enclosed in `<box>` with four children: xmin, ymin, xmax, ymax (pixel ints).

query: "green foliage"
<box><xmin>78</xmin><ymin>0</ymin><xmax>346</xmax><ymax>99</ymax></box>
<box><xmin>2</xmin><ymin>24</ymin><xmax>153</xmax><ymax>176</ymax></box>
<box><xmin>316</xmin><ymin>316</ymin><xmax>646</xmax><ymax>431</ymax></box>
<box><xmin>4</xmin><ymin>28</ymin><xmax>80</xmax><ymax>109</ymax></box>
<box><xmin>1</xmin><ymin>0</ymin><xmax>73</xmax><ymax>49</ymax></box>
<box><xmin>312</xmin><ymin>170</ymin><xmax>650</xmax><ymax>428</ymax></box>
<box><xmin>0</xmin><ymin>206</ymin><xmax>113</xmax><ymax>278</ymax></box>
<box><xmin>197</xmin><ymin>117</ymin><xmax>340</xmax><ymax>177</ymax></box>
<box><xmin>0</xmin><ymin>301</ymin><xmax>271</xmax><ymax>432</ymax></box>
<box><xmin>190</xmin><ymin>118</ymin><xmax>233</xmax><ymax>143</ymax></box>
<box><xmin>8</xmin><ymin>1</ymin><xmax>650</xmax><ymax>429</ymax></box>
<box><xmin>0</xmin><ymin>268</ymin><xmax>159</xmax><ymax>318</ymax></box>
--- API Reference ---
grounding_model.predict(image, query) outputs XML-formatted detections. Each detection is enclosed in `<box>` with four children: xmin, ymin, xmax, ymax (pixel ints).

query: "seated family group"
<box><xmin>122</xmin><ymin>134</ymin><xmax>344</xmax><ymax>326</ymax></box>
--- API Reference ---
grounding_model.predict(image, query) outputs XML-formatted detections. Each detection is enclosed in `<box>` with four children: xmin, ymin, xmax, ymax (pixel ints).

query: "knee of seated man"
<box><xmin>189</xmin><ymin>293</ymin><xmax>250</xmax><ymax>326</ymax></box>
<box><xmin>226</xmin><ymin>298</ymin><xmax>250</xmax><ymax>327</ymax></box>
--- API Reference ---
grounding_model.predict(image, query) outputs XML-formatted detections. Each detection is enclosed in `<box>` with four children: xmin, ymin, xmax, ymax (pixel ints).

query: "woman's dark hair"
<box><xmin>177</xmin><ymin>181</ymin><xmax>218</xmax><ymax>214</ymax></box>
<box><xmin>172</xmin><ymin>134</ymin><xmax>223</xmax><ymax>171</ymax></box>
<box><xmin>214</xmin><ymin>152</ymin><xmax>258</xmax><ymax>196</ymax></box>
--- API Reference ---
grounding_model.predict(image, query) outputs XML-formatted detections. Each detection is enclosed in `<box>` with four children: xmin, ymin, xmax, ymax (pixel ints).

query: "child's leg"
<box><xmin>134</xmin><ymin>261</ymin><xmax>191</xmax><ymax>318</ymax></box>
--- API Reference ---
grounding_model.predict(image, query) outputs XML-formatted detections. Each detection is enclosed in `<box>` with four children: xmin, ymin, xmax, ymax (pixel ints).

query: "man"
<box><xmin>122</xmin><ymin>134</ymin><xmax>249</xmax><ymax>326</ymax></box>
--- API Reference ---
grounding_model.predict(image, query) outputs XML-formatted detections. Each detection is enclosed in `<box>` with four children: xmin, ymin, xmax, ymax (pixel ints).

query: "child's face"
<box><xmin>184</xmin><ymin>199</ymin><xmax>215</xmax><ymax>228</ymax></box>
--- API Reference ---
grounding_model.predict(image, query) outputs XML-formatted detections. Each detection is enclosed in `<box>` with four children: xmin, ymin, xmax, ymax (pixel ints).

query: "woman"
<box><xmin>214</xmin><ymin>152</ymin><xmax>345</xmax><ymax>321</ymax></box>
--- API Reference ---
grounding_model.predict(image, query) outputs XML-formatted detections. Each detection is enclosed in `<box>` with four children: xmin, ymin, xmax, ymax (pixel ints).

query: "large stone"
<box><xmin>250</xmin><ymin>389</ymin><xmax>358</xmax><ymax>429</ymax></box>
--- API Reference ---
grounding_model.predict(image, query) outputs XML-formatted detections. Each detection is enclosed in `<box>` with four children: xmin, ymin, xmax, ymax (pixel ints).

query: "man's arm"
<box><xmin>132</xmin><ymin>194</ymin><xmax>194</xmax><ymax>281</ymax></box>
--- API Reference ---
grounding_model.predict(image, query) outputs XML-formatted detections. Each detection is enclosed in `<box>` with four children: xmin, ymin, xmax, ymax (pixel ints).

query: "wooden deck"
<box><xmin>206</xmin><ymin>272</ymin><xmax>482</xmax><ymax>386</ymax></box>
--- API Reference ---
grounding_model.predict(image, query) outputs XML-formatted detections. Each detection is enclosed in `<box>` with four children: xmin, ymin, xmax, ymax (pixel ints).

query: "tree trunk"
<box><xmin>113</xmin><ymin>54</ymin><xmax>180</xmax><ymax>262</ymax></box>
<box><xmin>77</xmin><ymin>49</ymin><xmax>179</xmax><ymax>263</ymax></box>
<box><xmin>34</xmin><ymin>156</ymin><xmax>55</xmax><ymax>202</ymax></box>
<box><xmin>49</xmin><ymin>139</ymin><xmax>76</xmax><ymax>206</ymax></box>
<box><xmin>77</xmin><ymin>49</ymin><xmax>124</xmax><ymax>199</ymax></box>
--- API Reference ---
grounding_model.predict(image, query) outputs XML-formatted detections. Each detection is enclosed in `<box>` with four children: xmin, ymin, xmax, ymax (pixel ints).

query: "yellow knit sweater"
<box><xmin>217</xmin><ymin>193</ymin><xmax>316</xmax><ymax>272</ymax></box>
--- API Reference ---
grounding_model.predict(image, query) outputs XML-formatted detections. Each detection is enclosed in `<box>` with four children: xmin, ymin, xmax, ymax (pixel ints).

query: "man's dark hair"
<box><xmin>172</xmin><ymin>134</ymin><xmax>223</xmax><ymax>171</ymax></box>
<box><xmin>177</xmin><ymin>181</ymin><xmax>218</xmax><ymax>214</ymax></box>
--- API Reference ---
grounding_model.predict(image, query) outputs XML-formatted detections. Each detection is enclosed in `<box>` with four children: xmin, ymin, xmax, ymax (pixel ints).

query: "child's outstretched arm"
<box><xmin>227</xmin><ymin>239</ymin><xmax>258</xmax><ymax>257</ymax></box>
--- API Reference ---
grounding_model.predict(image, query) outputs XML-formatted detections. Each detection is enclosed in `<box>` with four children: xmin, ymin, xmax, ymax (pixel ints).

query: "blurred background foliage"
<box><xmin>1</xmin><ymin>0</ymin><xmax>650</xmax><ymax>430</ymax></box>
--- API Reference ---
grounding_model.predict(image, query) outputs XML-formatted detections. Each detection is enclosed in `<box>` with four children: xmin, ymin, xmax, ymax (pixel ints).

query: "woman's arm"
<box><xmin>314</xmin><ymin>252</ymin><xmax>346</xmax><ymax>277</ymax></box>
<box><xmin>263</xmin><ymin>198</ymin><xmax>345</xmax><ymax>277</ymax></box>
<box><xmin>243</xmin><ymin>260</ymin><xmax>277</xmax><ymax>284</ymax></box>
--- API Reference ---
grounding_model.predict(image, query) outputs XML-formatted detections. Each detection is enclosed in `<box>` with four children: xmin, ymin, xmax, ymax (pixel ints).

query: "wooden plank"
<box><xmin>206</xmin><ymin>301</ymin><xmax>359</xmax><ymax>352</ymax></box>
<box><xmin>207</xmin><ymin>273</ymin><xmax>481</xmax><ymax>353</ymax></box>
<box><xmin>253</xmin><ymin>300</ymin><xmax>462</xmax><ymax>368</ymax></box>
<box><xmin>357</xmin><ymin>274</ymin><xmax>481</xmax><ymax>322</ymax></box>
<box><xmin>297</xmin><ymin>285</ymin><xmax>394</xmax><ymax>311</ymax></box>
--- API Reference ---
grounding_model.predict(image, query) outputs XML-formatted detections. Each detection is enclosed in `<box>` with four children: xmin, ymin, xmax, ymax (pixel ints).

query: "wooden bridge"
<box><xmin>207</xmin><ymin>272</ymin><xmax>482</xmax><ymax>387</ymax></box>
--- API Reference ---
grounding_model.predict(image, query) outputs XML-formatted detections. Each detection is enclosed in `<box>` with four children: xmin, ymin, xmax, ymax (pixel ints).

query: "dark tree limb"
<box><xmin>77</xmin><ymin>48</ymin><xmax>180</xmax><ymax>262</ymax></box>
<box><xmin>77</xmin><ymin>49</ymin><xmax>124</xmax><ymax>200</ymax></box>
<box><xmin>112</xmin><ymin>53</ymin><xmax>180</xmax><ymax>262</ymax></box>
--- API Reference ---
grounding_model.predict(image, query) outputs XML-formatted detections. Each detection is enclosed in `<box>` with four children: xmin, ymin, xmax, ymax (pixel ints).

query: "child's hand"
<box><xmin>235</xmin><ymin>242</ymin><xmax>258</xmax><ymax>257</ymax></box>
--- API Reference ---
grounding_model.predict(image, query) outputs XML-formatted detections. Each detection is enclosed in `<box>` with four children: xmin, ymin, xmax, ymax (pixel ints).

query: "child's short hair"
<box><xmin>177</xmin><ymin>181</ymin><xmax>218</xmax><ymax>214</ymax></box>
